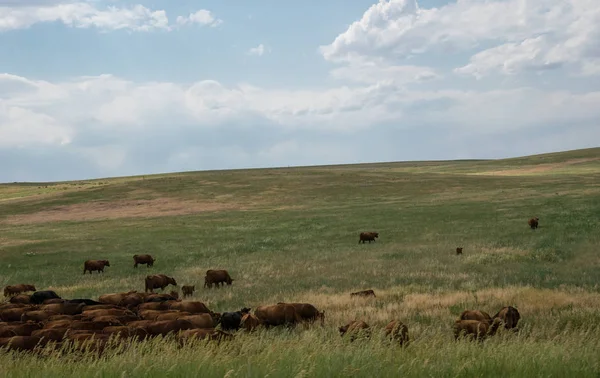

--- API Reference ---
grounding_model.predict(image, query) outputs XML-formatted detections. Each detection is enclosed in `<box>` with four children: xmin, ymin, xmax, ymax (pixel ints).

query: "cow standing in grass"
<box><xmin>83</xmin><ymin>260</ymin><xmax>110</xmax><ymax>274</ymax></box>
<box><xmin>359</xmin><ymin>232</ymin><xmax>379</xmax><ymax>244</ymax></box>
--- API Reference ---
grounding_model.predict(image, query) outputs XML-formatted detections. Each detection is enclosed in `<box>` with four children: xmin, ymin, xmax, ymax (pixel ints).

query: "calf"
<box><xmin>350</xmin><ymin>289</ymin><xmax>376</xmax><ymax>298</ymax></box>
<box><xmin>528</xmin><ymin>217</ymin><xmax>539</xmax><ymax>230</ymax></box>
<box><xmin>359</xmin><ymin>232</ymin><xmax>379</xmax><ymax>244</ymax></box>
<box><xmin>181</xmin><ymin>285</ymin><xmax>195</xmax><ymax>298</ymax></box>
<box><xmin>456</xmin><ymin>247</ymin><xmax>463</xmax><ymax>255</ymax></box>
<box><xmin>3</xmin><ymin>284</ymin><xmax>36</xmax><ymax>297</ymax></box>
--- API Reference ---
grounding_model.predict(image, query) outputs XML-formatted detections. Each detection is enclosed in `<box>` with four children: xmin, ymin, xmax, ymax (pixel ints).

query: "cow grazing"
<box><xmin>456</xmin><ymin>247</ymin><xmax>463</xmax><ymax>255</ymax></box>
<box><xmin>9</xmin><ymin>295</ymin><xmax>31</xmax><ymax>304</ymax></box>
<box><xmin>204</xmin><ymin>270</ymin><xmax>234</xmax><ymax>288</ymax></box>
<box><xmin>454</xmin><ymin>319</ymin><xmax>502</xmax><ymax>341</ymax></box>
<box><xmin>141</xmin><ymin>319</ymin><xmax>195</xmax><ymax>337</ymax></box>
<box><xmin>240</xmin><ymin>313</ymin><xmax>262</xmax><ymax>332</ymax></box>
<box><xmin>182</xmin><ymin>285</ymin><xmax>195</xmax><ymax>298</ymax></box>
<box><xmin>384</xmin><ymin>320</ymin><xmax>409</xmax><ymax>345</ymax></box>
<box><xmin>83</xmin><ymin>260</ymin><xmax>111</xmax><ymax>274</ymax></box>
<box><xmin>144</xmin><ymin>274</ymin><xmax>177</xmax><ymax>293</ymax></box>
<box><xmin>493</xmin><ymin>306</ymin><xmax>521</xmax><ymax>330</ymax></box>
<box><xmin>350</xmin><ymin>289</ymin><xmax>376</xmax><ymax>298</ymax></box>
<box><xmin>3</xmin><ymin>284</ymin><xmax>36</xmax><ymax>297</ymax></box>
<box><xmin>0</xmin><ymin>336</ymin><xmax>48</xmax><ymax>352</ymax></box>
<box><xmin>41</xmin><ymin>302</ymin><xmax>86</xmax><ymax>316</ymax></box>
<box><xmin>528</xmin><ymin>217</ymin><xmax>539</xmax><ymax>230</ymax></box>
<box><xmin>179</xmin><ymin>313</ymin><xmax>219</xmax><ymax>329</ymax></box>
<box><xmin>459</xmin><ymin>310</ymin><xmax>493</xmax><ymax>324</ymax></box>
<box><xmin>0</xmin><ymin>323</ymin><xmax>43</xmax><ymax>337</ymax></box>
<box><xmin>168</xmin><ymin>301</ymin><xmax>212</xmax><ymax>314</ymax></box>
<box><xmin>29</xmin><ymin>291</ymin><xmax>61</xmax><ymax>305</ymax></box>
<box><xmin>359</xmin><ymin>232</ymin><xmax>379</xmax><ymax>244</ymax></box>
<box><xmin>277</xmin><ymin>303</ymin><xmax>324</xmax><ymax>325</ymax></box>
<box><xmin>339</xmin><ymin>320</ymin><xmax>370</xmax><ymax>341</ymax></box>
<box><xmin>220</xmin><ymin>308</ymin><xmax>251</xmax><ymax>331</ymax></box>
<box><xmin>254</xmin><ymin>304</ymin><xmax>302</xmax><ymax>327</ymax></box>
<box><xmin>179</xmin><ymin>328</ymin><xmax>233</xmax><ymax>343</ymax></box>
<box><xmin>133</xmin><ymin>254</ymin><xmax>155</xmax><ymax>268</ymax></box>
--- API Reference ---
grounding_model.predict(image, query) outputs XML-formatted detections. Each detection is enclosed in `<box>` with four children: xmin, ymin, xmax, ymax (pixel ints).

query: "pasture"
<box><xmin>1</xmin><ymin>147</ymin><xmax>600</xmax><ymax>377</ymax></box>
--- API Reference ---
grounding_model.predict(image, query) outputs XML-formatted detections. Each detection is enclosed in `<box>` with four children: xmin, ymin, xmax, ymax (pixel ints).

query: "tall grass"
<box><xmin>1</xmin><ymin>148</ymin><xmax>600</xmax><ymax>376</ymax></box>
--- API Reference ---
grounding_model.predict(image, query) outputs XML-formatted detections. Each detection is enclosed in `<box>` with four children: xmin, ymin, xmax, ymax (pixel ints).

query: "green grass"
<box><xmin>1</xmin><ymin>148</ymin><xmax>600</xmax><ymax>377</ymax></box>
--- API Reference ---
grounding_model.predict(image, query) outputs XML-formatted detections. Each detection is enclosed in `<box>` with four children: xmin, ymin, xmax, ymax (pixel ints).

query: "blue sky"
<box><xmin>0</xmin><ymin>0</ymin><xmax>599</xmax><ymax>182</ymax></box>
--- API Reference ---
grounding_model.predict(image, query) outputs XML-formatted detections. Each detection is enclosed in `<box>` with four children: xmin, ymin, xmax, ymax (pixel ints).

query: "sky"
<box><xmin>0</xmin><ymin>0</ymin><xmax>599</xmax><ymax>182</ymax></box>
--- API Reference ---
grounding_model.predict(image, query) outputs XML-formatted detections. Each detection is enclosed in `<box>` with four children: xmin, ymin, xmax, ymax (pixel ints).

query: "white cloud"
<box><xmin>329</xmin><ymin>56</ymin><xmax>439</xmax><ymax>84</ymax></box>
<box><xmin>176</xmin><ymin>9</ymin><xmax>222</xmax><ymax>27</ymax></box>
<box><xmin>0</xmin><ymin>2</ymin><xmax>222</xmax><ymax>32</ymax></box>
<box><xmin>320</xmin><ymin>0</ymin><xmax>600</xmax><ymax>77</ymax></box>
<box><xmin>0</xmin><ymin>71</ymin><xmax>599</xmax><ymax>181</ymax></box>
<box><xmin>247</xmin><ymin>44</ymin><xmax>268</xmax><ymax>56</ymax></box>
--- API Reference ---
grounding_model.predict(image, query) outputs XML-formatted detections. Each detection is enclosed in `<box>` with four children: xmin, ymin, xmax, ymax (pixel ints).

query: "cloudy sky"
<box><xmin>1</xmin><ymin>0</ymin><xmax>599</xmax><ymax>182</ymax></box>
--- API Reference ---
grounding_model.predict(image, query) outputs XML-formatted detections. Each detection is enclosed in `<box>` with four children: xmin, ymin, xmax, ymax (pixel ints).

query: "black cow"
<box><xmin>29</xmin><ymin>290</ymin><xmax>61</xmax><ymax>305</ymax></box>
<box><xmin>220</xmin><ymin>307</ymin><xmax>251</xmax><ymax>331</ymax></box>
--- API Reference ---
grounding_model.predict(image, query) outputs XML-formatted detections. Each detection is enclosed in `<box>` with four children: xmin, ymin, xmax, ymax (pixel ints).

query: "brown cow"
<box><xmin>141</xmin><ymin>319</ymin><xmax>194</xmax><ymax>337</ymax></box>
<box><xmin>168</xmin><ymin>301</ymin><xmax>211</xmax><ymax>314</ymax></box>
<box><xmin>139</xmin><ymin>310</ymin><xmax>180</xmax><ymax>321</ymax></box>
<box><xmin>179</xmin><ymin>328</ymin><xmax>233</xmax><ymax>343</ymax></box>
<box><xmin>137</xmin><ymin>302</ymin><xmax>170</xmax><ymax>312</ymax></box>
<box><xmin>350</xmin><ymin>290</ymin><xmax>376</xmax><ymax>298</ymax></box>
<box><xmin>204</xmin><ymin>270</ymin><xmax>234</xmax><ymax>288</ymax></box>
<box><xmin>31</xmin><ymin>328</ymin><xmax>69</xmax><ymax>341</ymax></box>
<box><xmin>240</xmin><ymin>313</ymin><xmax>262</xmax><ymax>331</ymax></box>
<box><xmin>359</xmin><ymin>232</ymin><xmax>379</xmax><ymax>244</ymax></box>
<box><xmin>127</xmin><ymin>320</ymin><xmax>155</xmax><ymax>329</ymax></box>
<box><xmin>9</xmin><ymin>294</ymin><xmax>31</xmax><ymax>304</ymax></box>
<box><xmin>83</xmin><ymin>259</ymin><xmax>110</xmax><ymax>274</ymax></box>
<box><xmin>82</xmin><ymin>309</ymin><xmax>135</xmax><ymax>319</ymax></box>
<box><xmin>493</xmin><ymin>306</ymin><xmax>521</xmax><ymax>330</ymax></box>
<box><xmin>145</xmin><ymin>293</ymin><xmax>178</xmax><ymax>302</ymax></box>
<box><xmin>0</xmin><ymin>336</ymin><xmax>48</xmax><ymax>351</ymax></box>
<box><xmin>21</xmin><ymin>311</ymin><xmax>58</xmax><ymax>322</ymax></box>
<box><xmin>254</xmin><ymin>304</ymin><xmax>302</xmax><ymax>327</ymax></box>
<box><xmin>3</xmin><ymin>284</ymin><xmax>36</xmax><ymax>297</ymax></box>
<box><xmin>155</xmin><ymin>312</ymin><xmax>192</xmax><ymax>321</ymax></box>
<box><xmin>179</xmin><ymin>314</ymin><xmax>219</xmax><ymax>329</ymax></box>
<box><xmin>103</xmin><ymin>326</ymin><xmax>149</xmax><ymax>340</ymax></box>
<box><xmin>41</xmin><ymin>303</ymin><xmax>86</xmax><ymax>316</ymax></box>
<box><xmin>0</xmin><ymin>307</ymin><xmax>34</xmax><ymax>322</ymax></box>
<box><xmin>119</xmin><ymin>293</ymin><xmax>147</xmax><ymax>308</ymax></box>
<box><xmin>456</xmin><ymin>247</ymin><xmax>463</xmax><ymax>255</ymax></box>
<box><xmin>0</xmin><ymin>322</ymin><xmax>43</xmax><ymax>337</ymax></box>
<box><xmin>145</xmin><ymin>274</ymin><xmax>177</xmax><ymax>293</ymax></box>
<box><xmin>182</xmin><ymin>285</ymin><xmax>195</xmax><ymax>298</ymax></box>
<box><xmin>98</xmin><ymin>291</ymin><xmax>137</xmax><ymax>305</ymax></box>
<box><xmin>339</xmin><ymin>320</ymin><xmax>370</xmax><ymax>341</ymax></box>
<box><xmin>277</xmin><ymin>303</ymin><xmax>324</xmax><ymax>325</ymax></box>
<box><xmin>459</xmin><ymin>310</ymin><xmax>493</xmax><ymax>324</ymax></box>
<box><xmin>133</xmin><ymin>254</ymin><xmax>156</xmax><ymax>268</ymax></box>
<box><xmin>384</xmin><ymin>320</ymin><xmax>409</xmax><ymax>345</ymax></box>
<box><xmin>528</xmin><ymin>217</ymin><xmax>539</xmax><ymax>230</ymax></box>
<box><xmin>454</xmin><ymin>319</ymin><xmax>501</xmax><ymax>341</ymax></box>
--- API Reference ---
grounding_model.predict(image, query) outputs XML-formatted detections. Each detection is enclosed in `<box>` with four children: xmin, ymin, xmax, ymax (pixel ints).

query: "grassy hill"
<box><xmin>1</xmin><ymin>147</ymin><xmax>600</xmax><ymax>377</ymax></box>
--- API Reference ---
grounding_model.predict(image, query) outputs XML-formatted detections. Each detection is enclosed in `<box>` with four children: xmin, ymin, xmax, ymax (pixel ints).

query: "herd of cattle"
<box><xmin>0</xmin><ymin>222</ymin><xmax>536</xmax><ymax>355</ymax></box>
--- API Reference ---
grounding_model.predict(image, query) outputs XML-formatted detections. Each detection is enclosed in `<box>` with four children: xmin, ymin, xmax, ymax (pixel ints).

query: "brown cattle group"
<box><xmin>0</xmin><ymin>220</ymin><xmax>534</xmax><ymax>355</ymax></box>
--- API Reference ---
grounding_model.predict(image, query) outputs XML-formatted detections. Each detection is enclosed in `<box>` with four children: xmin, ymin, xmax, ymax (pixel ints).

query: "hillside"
<box><xmin>1</xmin><ymin>147</ymin><xmax>600</xmax><ymax>377</ymax></box>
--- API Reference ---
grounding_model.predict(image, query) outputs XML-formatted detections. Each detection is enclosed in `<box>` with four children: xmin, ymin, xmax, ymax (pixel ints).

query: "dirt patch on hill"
<box><xmin>477</xmin><ymin>157</ymin><xmax>600</xmax><ymax>176</ymax></box>
<box><xmin>2</xmin><ymin>198</ymin><xmax>243</xmax><ymax>225</ymax></box>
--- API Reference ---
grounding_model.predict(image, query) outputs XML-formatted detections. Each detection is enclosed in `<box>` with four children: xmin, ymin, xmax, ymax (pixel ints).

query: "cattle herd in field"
<box><xmin>0</xmin><ymin>218</ymin><xmax>539</xmax><ymax>355</ymax></box>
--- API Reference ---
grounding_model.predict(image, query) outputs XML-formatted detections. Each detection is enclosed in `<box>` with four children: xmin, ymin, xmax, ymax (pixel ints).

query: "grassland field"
<box><xmin>1</xmin><ymin>147</ymin><xmax>600</xmax><ymax>377</ymax></box>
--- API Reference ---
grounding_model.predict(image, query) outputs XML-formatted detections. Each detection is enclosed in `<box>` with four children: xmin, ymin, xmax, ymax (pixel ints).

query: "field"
<box><xmin>1</xmin><ymin>147</ymin><xmax>600</xmax><ymax>377</ymax></box>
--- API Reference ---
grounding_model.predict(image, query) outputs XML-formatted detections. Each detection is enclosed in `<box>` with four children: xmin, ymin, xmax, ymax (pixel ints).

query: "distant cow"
<box><xmin>359</xmin><ymin>232</ymin><xmax>379</xmax><ymax>244</ymax></box>
<box><xmin>456</xmin><ymin>247</ymin><xmax>463</xmax><ymax>255</ymax></box>
<box><xmin>3</xmin><ymin>284</ymin><xmax>37</xmax><ymax>297</ymax></box>
<box><xmin>384</xmin><ymin>320</ymin><xmax>409</xmax><ymax>345</ymax></box>
<box><xmin>277</xmin><ymin>303</ymin><xmax>324</xmax><ymax>325</ymax></box>
<box><xmin>459</xmin><ymin>310</ymin><xmax>492</xmax><ymax>324</ymax></box>
<box><xmin>9</xmin><ymin>295</ymin><xmax>31</xmax><ymax>304</ymax></box>
<box><xmin>168</xmin><ymin>301</ymin><xmax>212</xmax><ymax>314</ymax></box>
<box><xmin>83</xmin><ymin>260</ymin><xmax>111</xmax><ymax>274</ymax></box>
<box><xmin>254</xmin><ymin>304</ymin><xmax>302</xmax><ymax>327</ymax></box>
<box><xmin>133</xmin><ymin>254</ymin><xmax>155</xmax><ymax>268</ymax></box>
<box><xmin>528</xmin><ymin>217</ymin><xmax>539</xmax><ymax>230</ymax></box>
<box><xmin>220</xmin><ymin>308</ymin><xmax>251</xmax><ymax>331</ymax></box>
<box><xmin>350</xmin><ymin>290</ymin><xmax>376</xmax><ymax>298</ymax></box>
<box><xmin>29</xmin><ymin>290</ymin><xmax>61</xmax><ymax>305</ymax></box>
<box><xmin>144</xmin><ymin>274</ymin><xmax>177</xmax><ymax>293</ymax></box>
<box><xmin>204</xmin><ymin>270</ymin><xmax>234</xmax><ymax>288</ymax></box>
<box><xmin>339</xmin><ymin>320</ymin><xmax>370</xmax><ymax>341</ymax></box>
<box><xmin>493</xmin><ymin>306</ymin><xmax>521</xmax><ymax>330</ymax></box>
<box><xmin>454</xmin><ymin>319</ymin><xmax>501</xmax><ymax>341</ymax></box>
<box><xmin>182</xmin><ymin>285</ymin><xmax>195</xmax><ymax>298</ymax></box>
